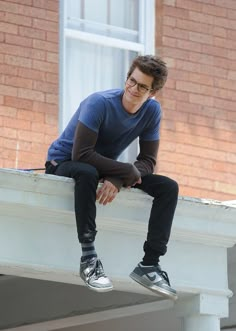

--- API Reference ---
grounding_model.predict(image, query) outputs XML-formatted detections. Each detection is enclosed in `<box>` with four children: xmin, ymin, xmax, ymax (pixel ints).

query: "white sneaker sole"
<box><xmin>129</xmin><ymin>272</ymin><xmax>178</xmax><ymax>301</ymax></box>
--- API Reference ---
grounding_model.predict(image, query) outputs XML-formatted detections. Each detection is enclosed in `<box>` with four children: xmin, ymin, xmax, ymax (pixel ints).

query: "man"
<box><xmin>45</xmin><ymin>55</ymin><xmax>179</xmax><ymax>300</ymax></box>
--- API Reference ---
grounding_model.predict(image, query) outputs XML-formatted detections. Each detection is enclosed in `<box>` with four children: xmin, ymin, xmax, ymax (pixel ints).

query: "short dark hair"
<box><xmin>127</xmin><ymin>55</ymin><xmax>168</xmax><ymax>92</ymax></box>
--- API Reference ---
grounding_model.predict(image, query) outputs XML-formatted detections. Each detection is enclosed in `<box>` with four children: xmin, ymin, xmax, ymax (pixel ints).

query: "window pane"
<box><xmin>66</xmin><ymin>0</ymin><xmax>139</xmax><ymax>42</ymax></box>
<box><xmin>62</xmin><ymin>38</ymin><xmax>137</xmax><ymax>128</ymax></box>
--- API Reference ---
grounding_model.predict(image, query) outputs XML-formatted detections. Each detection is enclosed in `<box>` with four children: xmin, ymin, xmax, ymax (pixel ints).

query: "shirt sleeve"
<box><xmin>72</xmin><ymin>121</ymin><xmax>141</xmax><ymax>188</ymax></box>
<box><xmin>139</xmin><ymin>102</ymin><xmax>162</xmax><ymax>141</ymax></box>
<box><xmin>134</xmin><ymin>140</ymin><xmax>159</xmax><ymax>177</ymax></box>
<box><xmin>78</xmin><ymin>94</ymin><xmax>106</xmax><ymax>133</ymax></box>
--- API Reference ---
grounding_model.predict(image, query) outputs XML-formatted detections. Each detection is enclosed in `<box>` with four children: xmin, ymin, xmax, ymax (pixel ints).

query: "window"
<box><xmin>59</xmin><ymin>0</ymin><xmax>155</xmax><ymax>161</ymax></box>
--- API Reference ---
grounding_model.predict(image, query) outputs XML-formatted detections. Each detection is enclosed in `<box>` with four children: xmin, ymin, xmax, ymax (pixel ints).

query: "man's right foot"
<box><xmin>80</xmin><ymin>257</ymin><xmax>113</xmax><ymax>292</ymax></box>
<box><xmin>130</xmin><ymin>263</ymin><xmax>178</xmax><ymax>300</ymax></box>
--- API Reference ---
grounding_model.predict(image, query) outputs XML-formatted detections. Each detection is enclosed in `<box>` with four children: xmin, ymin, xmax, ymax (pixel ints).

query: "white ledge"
<box><xmin>0</xmin><ymin>168</ymin><xmax>236</xmax><ymax>301</ymax></box>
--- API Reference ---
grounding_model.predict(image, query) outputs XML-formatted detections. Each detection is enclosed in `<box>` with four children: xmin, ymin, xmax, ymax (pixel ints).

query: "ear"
<box><xmin>148</xmin><ymin>91</ymin><xmax>156</xmax><ymax>99</ymax></box>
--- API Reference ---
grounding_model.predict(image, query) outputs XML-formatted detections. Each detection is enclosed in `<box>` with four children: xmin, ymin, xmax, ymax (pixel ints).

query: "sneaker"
<box><xmin>80</xmin><ymin>257</ymin><xmax>113</xmax><ymax>292</ymax></box>
<box><xmin>129</xmin><ymin>263</ymin><xmax>177</xmax><ymax>300</ymax></box>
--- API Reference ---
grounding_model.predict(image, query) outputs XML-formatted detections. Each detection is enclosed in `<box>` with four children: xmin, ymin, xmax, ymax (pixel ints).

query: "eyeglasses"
<box><xmin>126</xmin><ymin>77</ymin><xmax>153</xmax><ymax>94</ymax></box>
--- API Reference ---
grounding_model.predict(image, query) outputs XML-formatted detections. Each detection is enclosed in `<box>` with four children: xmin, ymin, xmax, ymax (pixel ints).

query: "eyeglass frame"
<box><xmin>126</xmin><ymin>76</ymin><xmax>153</xmax><ymax>94</ymax></box>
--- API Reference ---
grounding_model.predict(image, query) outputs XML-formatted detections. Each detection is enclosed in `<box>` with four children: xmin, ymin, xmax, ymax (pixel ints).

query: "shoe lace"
<box><xmin>88</xmin><ymin>259</ymin><xmax>106</xmax><ymax>279</ymax></box>
<box><xmin>159</xmin><ymin>269</ymin><xmax>170</xmax><ymax>286</ymax></box>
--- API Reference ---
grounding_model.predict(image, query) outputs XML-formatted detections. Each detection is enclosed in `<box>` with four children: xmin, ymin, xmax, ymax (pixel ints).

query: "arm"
<box><xmin>134</xmin><ymin>140</ymin><xmax>159</xmax><ymax>177</ymax></box>
<box><xmin>72</xmin><ymin>121</ymin><xmax>141</xmax><ymax>189</ymax></box>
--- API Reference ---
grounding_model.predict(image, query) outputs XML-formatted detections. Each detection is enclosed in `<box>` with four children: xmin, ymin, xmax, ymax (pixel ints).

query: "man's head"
<box><xmin>127</xmin><ymin>55</ymin><xmax>168</xmax><ymax>93</ymax></box>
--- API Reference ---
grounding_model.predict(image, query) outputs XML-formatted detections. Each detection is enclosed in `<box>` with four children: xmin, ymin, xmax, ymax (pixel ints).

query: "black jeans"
<box><xmin>45</xmin><ymin>160</ymin><xmax>178</xmax><ymax>265</ymax></box>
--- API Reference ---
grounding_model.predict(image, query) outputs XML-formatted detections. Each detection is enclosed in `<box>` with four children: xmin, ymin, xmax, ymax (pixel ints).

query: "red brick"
<box><xmin>227</xmin><ymin>29</ymin><xmax>236</xmax><ymax>41</ymax></box>
<box><xmin>45</xmin><ymin>113</ymin><xmax>57</xmax><ymax>125</ymax></box>
<box><xmin>33</xmin><ymin>39</ymin><xmax>58</xmax><ymax>52</ymax></box>
<box><xmin>5</xmin><ymin>54</ymin><xmax>32</xmax><ymax>69</ymax></box>
<box><xmin>188</xmin><ymin>72</ymin><xmax>214</xmax><ymax>86</ymax></box>
<box><xmin>215</xmin><ymin>0</ymin><xmax>236</xmax><ymax>10</ymax></box>
<box><xmin>46</xmin><ymin>52</ymin><xmax>58</xmax><ymax>63</ymax></box>
<box><xmin>189</xmin><ymin>93</ymin><xmax>214</xmax><ymax>107</ymax></box>
<box><xmin>213</xmin><ymin>26</ymin><xmax>227</xmax><ymax>38</ymax></box>
<box><xmin>164</xmin><ymin>0</ymin><xmax>176</xmax><ymax>5</ymax></box>
<box><xmin>3</xmin><ymin>117</ymin><xmax>31</xmax><ymax>130</ymax></box>
<box><xmin>46</xmin><ymin>93</ymin><xmax>58</xmax><ymax>104</ymax></box>
<box><xmin>19</xmin><ymin>26</ymin><xmax>46</xmax><ymax>40</ymax></box>
<box><xmin>7</xmin><ymin>0</ymin><xmax>33</xmax><ymax>5</ymax></box>
<box><xmin>5</xmin><ymin>75</ymin><xmax>33</xmax><ymax>89</ymax></box>
<box><xmin>45</xmin><ymin>72</ymin><xmax>58</xmax><ymax>84</ymax></box>
<box><xmin>33</xmin><ymin>59</ymin><xmax>58</xmax><ymax>73</ymax></box>
<box><xmin>214</xmin><ymin>97</ymin><xmax>235</xmax><ymax>111</ymax></box>
<box><xmin>33</xmin><ymin>18</ymin><xmax>58</xmax><ymax>32</ymax></box>
<box><xmin>0</xmin><ymin>31</ymin><xmax>4</xmax><ymax>42</ymax></box>
<box><xmin>32</xmin><ymin>0</ymin><xmax>58</xmax><ymax>12</ymax></box>
<box><xmin>177</xmin><ymin>0</ymin><xmax>202</xmax><ymax>12</ymax></box>
<box><xmin>0</xmin><ymin>21</ymin><xmax>17</xmax><ymax>34</ymax></box>
<box><xmin>0</xmin><ymin>105</ymin><xmax>17</xmax><ymax>117</ymax></box>
<box><xmin>5</xmin><ymin>34</ymin><xmax>32</xmax><ymax>47</ymax></box>
<box><xmin>227</xmin><ymin>8</ymin><xmax>236</xmax><ymax>19</ymax></box>
<box><xmin>176</xmin><ymin>18</ymin><xmax>211</xmax><ymax>34</ymax></box>
<box><xmin>228</xmin><ymin>71</ymin><xmax>236</xmax><ymax>81</ymax></box>
<box><xmin>214</xmin><ymin>36</ymin><xmax>236</xmax><ymax>50</ymax></box>
<box><xmin>18</xmin><ymin>5</ymin><xmax>46</xmax><ymax>19</ymax></box>
<box><xmin>202</xmin><ymin>4</ymin><xmax>227</xmax><ymax>17</ymax></box>
<box><xmin>33</xmin><ymin>80</ymin><xmax>58</xmax><ymax>93</ymax></box>
<box><xmin>0</xmin><ymin>1</ymin><xmax>19</xmax><ymax>14</ymax></box>
<box><xmin>164</xmin><ymin>46</ymin><xmax>189</xmax><ymax>60</ymax></box>
<box><xmin>17</xmin><ymin>109</ymin><xmax>45</xmax><ymax>122</ymax></box>
<box><xmin>213</xmin><ymin>16</ymin><xmax>235</xmax><ymax>29</ymax></box>
<box><xmin>17</xmin><ymin>129</ymin><xmax>44</xmax><ymax>143</ymax></box>
<box><xmin>46</xmin><ymin>31</ymin><xmax>58</xmax><ymax>44</ymax></box>
<box><xmin>0</xmin><ymin>84</ymin><xmax>17</xmax><ymax>97</ymax></box>
<box><xmin>164</xmin><ymin>88</ymin><xmax>189</xmax><ymax>102</ymax></box>
<box><xmin>228</xmin><ymin>50</ymin><xmax>236</xmax><ymax>60</ymax></box>
<box><xmin>176</xmin><ymin>59</ymin><xmax>201</xmax><ymax>73</ymax></box>
<box><xmin>215</xmin><ymin>182</ymin><xmax>236</xmax><ymax>195</ymax></box>
<box><xmin>163</xmin><ymin>25</ymin><xmax>189</xmax><ymax>40</ymax></box>
<box><xmin>18</xmin><ymin>67</ymin><xmax>45</xmax><ymax>81</ymax></box>
<box><xmin>0</xmin><ymin>126</ymin><xmax>17</xmax><ymax>139</ymax></box>
<box><xmin>189</xmin><ymin>31</ymin><xmax>213</xmax><ymax>45</ymax></box>
<box><xmin>4</xmin><ymin>12</ymin><xmax>32</xmax><ymax>27</ymax></box>
<box><xmin>162</xmin><ymin>98</ymin><xmax>176</xmax><ymax>110</ymax></box>
<box><xmin>32</xmin><ymin>101</ymin><xmax>57</xmax><ymax>114</ymax></box>
<box><xmin>163</xmin><ymin>16</ymin><xmax>176</xmax><ymax>27</ymax></box>
<box><xmin>4</xmin><ymin>96</ymin><xmax>33</xmax><ymax>110</ymax></box>
<box><xmin>189</xmin><ymin>10</ymin><xmax>214</xmax><ymax>24</ymax></box>
<box><xmin>18</xmin><ymin>87</ymin><xmax>45</xmax><ymax>102</ymax></box>
<box><xmin>169</xmin><ymin>68</ymin><xmax>189</xmax><ymax>82</ymax></box>
<box><xmin>44</xmin><ymin>133</ymin><xmax>58</xmax><ymax>145</ymax></box>
<box><xmin>164</xmin><ymin>4</ymin><xmax>189</xmax><ymax>19</ymax></box>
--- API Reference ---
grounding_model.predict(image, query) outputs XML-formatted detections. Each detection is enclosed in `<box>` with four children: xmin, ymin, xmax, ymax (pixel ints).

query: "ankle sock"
<box><xmin>81</xmin><ymin>242</ymin><xmax>97</xmax><ymax>262</ymax></box>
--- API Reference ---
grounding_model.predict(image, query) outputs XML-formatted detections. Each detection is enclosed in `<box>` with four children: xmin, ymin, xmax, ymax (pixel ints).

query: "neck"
<box><xmin>122</xmin><ymin>95</ymin><xmax>142</xmax><ymax>114</ymax></box>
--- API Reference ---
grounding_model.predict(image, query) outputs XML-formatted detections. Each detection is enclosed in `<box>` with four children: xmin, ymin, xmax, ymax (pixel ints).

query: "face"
<box><xmin>123</xmin><ymin>67</ymin><xmax>154</xmax><ymax>108</ymax></box>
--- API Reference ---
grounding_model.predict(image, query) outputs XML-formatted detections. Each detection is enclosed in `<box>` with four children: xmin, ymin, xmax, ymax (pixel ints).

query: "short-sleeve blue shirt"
<box><xmin>47</xmin><ymin>89</ymin><xmax>162</xmax><ymax>161</ymax></box>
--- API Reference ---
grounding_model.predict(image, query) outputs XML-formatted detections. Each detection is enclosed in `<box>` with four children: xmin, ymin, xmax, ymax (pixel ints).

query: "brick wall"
<box><xmin>0</xmin><ymin>0</ymin><xmax>59</xmax><ymax>170</ymax></box>
<box><xmin>156</xmin><ymin>0</ymin><xmax>236</xmax><ymax>201</ymax></box>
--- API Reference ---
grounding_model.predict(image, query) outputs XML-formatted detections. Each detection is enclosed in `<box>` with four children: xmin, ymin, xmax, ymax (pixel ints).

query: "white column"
<box><xmin>183</xmin><ymin>315</ymin><xmax>220</xmax><ymax>331</ymax></box>
<box><xmin>174</xmin><ymin>293</ymin><xmax>229</xmax><ymax>331</ymax></box>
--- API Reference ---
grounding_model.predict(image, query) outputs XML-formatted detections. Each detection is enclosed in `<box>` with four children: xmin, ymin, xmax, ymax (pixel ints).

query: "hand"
<box><xmin>127</xmin><ymin>177</ymin><xmax>142</xmax><ymax>189</ymax></box>
<box><xmin>96</xmin><ymin>180</ymin><xmax>119</xmax><ymax>205</ymax></box>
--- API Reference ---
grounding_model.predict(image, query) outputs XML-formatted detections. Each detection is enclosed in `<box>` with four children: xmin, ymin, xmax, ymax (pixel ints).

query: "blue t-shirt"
<box><xmin>47</xmin><ymin>89</ymin><xmax>161</xmax><ymax>161</ymax></box>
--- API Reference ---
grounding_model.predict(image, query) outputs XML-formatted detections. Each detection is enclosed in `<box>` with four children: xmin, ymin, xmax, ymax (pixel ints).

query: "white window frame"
<box><xmin>59</xmin><ymin>0</ymin><xmax>155</xmax><ymax>132</ymax></box>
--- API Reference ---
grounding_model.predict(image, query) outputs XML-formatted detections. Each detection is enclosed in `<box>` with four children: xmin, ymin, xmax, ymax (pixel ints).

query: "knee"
<box><xmin>74</xmin><ymin>163</ymin><xmax>99</xmax><ymax>181</ymax></box>
<box><xmin>168</xmin><ymin>178</ymin><xmax>179</xmax><ymax>196</ymax></box>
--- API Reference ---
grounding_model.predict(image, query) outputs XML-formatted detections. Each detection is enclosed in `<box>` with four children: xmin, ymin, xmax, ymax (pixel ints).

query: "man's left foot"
<box><xmin>129</xmin><ymin>263</ymin><xmax>178</xmax><ymax>300</ymax></box>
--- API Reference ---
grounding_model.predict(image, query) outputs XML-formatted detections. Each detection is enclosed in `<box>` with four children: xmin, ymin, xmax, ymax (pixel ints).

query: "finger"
<box><xmin>102</xmin><ymin>191</ymin><xmax>117</xmax><ymax>205</ymax></box>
